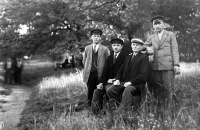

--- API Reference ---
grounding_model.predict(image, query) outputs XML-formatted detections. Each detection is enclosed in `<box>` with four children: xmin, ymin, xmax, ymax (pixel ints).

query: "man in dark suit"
<box><xmin>91</xmin><ymin>38</ymin><xmax>127</xmax><ymax>114</ymax></box>
<box><xmin>106</xmin><ymin>38</ymin><xmax>149</xmax><ymax>112</ymax></box>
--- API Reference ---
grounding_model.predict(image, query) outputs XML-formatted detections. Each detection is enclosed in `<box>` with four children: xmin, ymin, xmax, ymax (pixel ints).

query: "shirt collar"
<box><xmin>114</xmin><ymin>51</ymin><xmax>121</xmax><ymax>58</ymax></box>
<box><xmin>93</xmin><ymin>43</ymin><xmax>99</xmax><ymax>50</ymax></box>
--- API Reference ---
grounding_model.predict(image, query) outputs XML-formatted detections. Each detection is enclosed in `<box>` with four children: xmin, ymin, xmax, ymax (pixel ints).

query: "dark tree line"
<box><xmin>0</xmin><ymin>0</ymin><xmax>199</xmax><ymax>62</ymax></box>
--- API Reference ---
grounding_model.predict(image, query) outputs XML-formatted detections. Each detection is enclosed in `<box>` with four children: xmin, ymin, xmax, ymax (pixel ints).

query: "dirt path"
<box><xmin>0</xmin><ymin>84</ymin><xmax>32</xmax><ymax>130</ymax></box>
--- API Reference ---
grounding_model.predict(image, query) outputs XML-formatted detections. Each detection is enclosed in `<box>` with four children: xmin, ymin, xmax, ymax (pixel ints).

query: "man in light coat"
<box><xmin>144</xmin><ymin>15</ymin><xmax>181</xmax><ymax>112</ymax></box>
<box><xmin>82</xmin><ymin>29</ymin><xmax>110</xmax><ymax>107</ymax></box>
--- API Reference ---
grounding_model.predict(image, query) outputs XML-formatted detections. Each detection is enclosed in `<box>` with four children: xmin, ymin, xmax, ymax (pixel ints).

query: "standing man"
<box><xmin>14</xmin><ymin>58</ymin><xmax>24</xmax><ymax>85</ymax></box>
<box><xmin>4</xmin><ymin>57</ymin><xmax>12</xmax><ymax>84</ymax></box>
<box><xmin>144</xmin><ymin>15</ymin><xmax>181</xmax><ymax>111</ymax></box>
<box><xmin>106</xmin><ymin>38</ymin><xmax>149</xmax><ymax>111</ymax></box>
<box><xmin>91</xmin><ymin>38</ymin><xmax>127</xmax><ymax>114</ymax></box>
<box><xmin>83</xmin><ymin>29</ymin><xmax>110</xmax><ymax>107</ymax></box>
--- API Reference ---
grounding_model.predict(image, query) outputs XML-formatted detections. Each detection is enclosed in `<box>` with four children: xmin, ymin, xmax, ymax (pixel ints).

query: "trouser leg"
<box><xmin>87</xmin><ymin>71</ymin><xmax>99</xmax><ymax>107</ymax></box>
<box><xmin>91</xmin><ymin>89</ymin><xmax>106</xmax><ymax>114</ymax></box>
<box><xmin>119</xmin><ymin>86</ymin><xmax>141</xmax><ymax>111</ymax></box>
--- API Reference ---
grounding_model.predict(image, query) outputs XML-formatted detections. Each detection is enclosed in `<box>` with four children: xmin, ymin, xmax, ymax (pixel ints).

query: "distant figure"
<box><xmin>4</xmin><ymin>57</ymin><xmax>12</xmax><ymax>84</ymax></box>
<box><xmin>11</xmin><ymin>57</ymin><xmax>17</xmax><ymax>85</ymax></box>
<box><xmin>62</xmin><ymin>56</ymin><xmax>69</xmax><ymax>68</ymax></box>
<box><xmin>71</xmin><ymin>55</ymin><xmax>75</xmax><ymax>68</ymax></box>
<box><xmin>14</xmin><ymin>58</ymin><xmax>24</xmax><ymax>85</ymax></box>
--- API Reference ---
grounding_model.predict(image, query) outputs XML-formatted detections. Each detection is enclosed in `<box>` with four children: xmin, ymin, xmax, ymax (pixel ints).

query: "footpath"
<box><xmin>0</xmin><ymin>79</ymin><xmax>32</xmax><ymax>130</ymax></box>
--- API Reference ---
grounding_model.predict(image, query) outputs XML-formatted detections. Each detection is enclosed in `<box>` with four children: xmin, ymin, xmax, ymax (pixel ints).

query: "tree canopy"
<box><xmin>0</xmin><ymin>0</ymin><xmax>199</xmax><ymax>61</ymax></box>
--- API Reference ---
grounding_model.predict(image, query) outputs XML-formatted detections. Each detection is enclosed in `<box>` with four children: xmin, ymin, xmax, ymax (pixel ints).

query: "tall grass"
<box><xmin>23</xmin><ymin>62</ymin><xmax>200</xmax><ymax>130</ymax></box>
<box><xmin>37</xmin><ymin>69</ymin><xmax>87</xmax><ymax>99</ymax></box>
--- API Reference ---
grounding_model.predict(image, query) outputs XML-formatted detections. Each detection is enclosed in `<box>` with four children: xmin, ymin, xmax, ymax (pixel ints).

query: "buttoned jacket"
<box><xmin>145</xmin><ymin>30</ymin><xmax>179</xmax><ymax>70</ymax></box>
<box><xmin>82</xmin><ymin>43</ymin><xmax>110</xmax><ymax>83</ymax></box>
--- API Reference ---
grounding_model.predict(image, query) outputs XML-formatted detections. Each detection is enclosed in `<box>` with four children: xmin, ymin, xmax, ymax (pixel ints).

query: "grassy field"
<box><xmin>18</xmin><ymin>61</ymin><xmax>200</xmax><ymax>130</ymax></box>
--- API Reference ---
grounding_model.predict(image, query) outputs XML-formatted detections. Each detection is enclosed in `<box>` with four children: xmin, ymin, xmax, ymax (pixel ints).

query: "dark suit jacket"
<box><xmin>116</xmin><ymin>51</ymin><xmax>149</xmax><ymax>89</ymax></box>
<box><xmin>100</xmin><ymin>51</ymin><xmax>127</xmax><ymax>85</ymax></box>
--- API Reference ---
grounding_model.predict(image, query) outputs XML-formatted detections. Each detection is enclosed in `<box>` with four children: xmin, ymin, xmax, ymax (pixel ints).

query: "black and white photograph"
<box><xmin>0</xmin><ymin>0</ymin><xmax>200</xmax><ymax>129</ymax></box>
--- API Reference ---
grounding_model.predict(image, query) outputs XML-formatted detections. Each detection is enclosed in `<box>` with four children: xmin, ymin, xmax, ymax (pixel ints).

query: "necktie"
<box><xmin>113</xmin><ymin>53</ymin><xmax>117</xmax><ymax>64</ymax></box>
<box><xmin>94</xmin><ymin>45</ymin><xmax>97</xmax><ymax>53</ymax></box>
<box><xmin>131</xmin><ymin>53</ymin><xmax>135</xmax><ymax>61</ymax></box>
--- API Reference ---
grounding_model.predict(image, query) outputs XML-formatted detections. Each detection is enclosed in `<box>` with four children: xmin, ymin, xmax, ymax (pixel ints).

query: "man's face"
<box><xmin>131</xmin><ymin>42</ymin><xmax>142</xmax><ymax>52</ymax></box>
<box><xmin>112</xmin><ymin>43</ymin><xmax>123</xmax><ymax>53</ymax></box>
<box><xmin>91</xmin><ymin>34</ymin><xmax>101</xmax><ymax>44</ymax></box>
<box><xmin>153</xmin><ymin>20</ymin><xmax>164</xmax><ymax>33</ymax></box>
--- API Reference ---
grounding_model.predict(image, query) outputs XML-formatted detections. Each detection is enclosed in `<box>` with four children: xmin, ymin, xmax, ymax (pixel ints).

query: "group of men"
<box><xmin>82</xmin><ymin>15</ymin><xmax>181</xmax><ymax>116</ymax></box>
<box><xmin>4</xmin><ymin>57</ymin><xmax>23</xmax><ymax>85</ymax></box>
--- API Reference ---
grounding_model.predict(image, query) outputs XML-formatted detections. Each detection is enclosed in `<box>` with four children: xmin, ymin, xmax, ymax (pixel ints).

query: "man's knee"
<box><xmin>124</xmin><ymin>86</ymin><xmax>136</xmax><ymax>93</ymax></box>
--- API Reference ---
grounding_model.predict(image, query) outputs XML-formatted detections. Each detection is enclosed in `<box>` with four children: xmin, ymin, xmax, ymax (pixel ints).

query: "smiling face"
<box><xmin>91</xmin><ymin>34</ymin><xmax>101</xmax><ymax>44</ymax></box>
<box><xmin>112</xmin><ymin>43</ymin><xmax>123</xmax><ymax>53</ymax></box>
<box><xmin>131</xmin><ymin>42</ymin><xmax>142</xmax><ymax>52</ymax></box>
<box><xmin>153</xmin><ymin>19</ymin><xmax>165</xmax><ymax>33</ymax></box>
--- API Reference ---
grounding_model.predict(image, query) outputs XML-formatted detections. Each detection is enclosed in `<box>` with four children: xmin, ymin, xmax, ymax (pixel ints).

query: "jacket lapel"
<box><xmin>123</xmin><ymin>55</ymin><xmax>132</xmax><ymax>76</ymax></box>
<box><xmin>127</xmin><ymin>52</ymin><xmax>141</xmax><ymax>69</ymax></box>
<box><xmin>97</xmin><ymin>44</ymin><xmax>103</xmax><ymax>63</ymax></box>
<box><xmin>154</xmin><ymin>33</ymin><xmax>161</xmax><ymax>45</ymax></box>
<box><xmin>113</xmin><ymin>52</ymin><xmax>121</xmax><ymax>66</ymax></box>
<box><xmin>159</xmin><ymin>30</ymin><xmax>169</xmax><ymax>47</ymax></box>
<box><xmin>89</xmin><ymin>44</ymin><xmax>93</xmax><ymax>63</ymax></box>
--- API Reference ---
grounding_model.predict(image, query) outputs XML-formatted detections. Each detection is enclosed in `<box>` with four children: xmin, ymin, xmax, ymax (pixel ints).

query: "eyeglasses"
<box><xmin>153</xmin><ymin>22</ymin><xmax>161</xmax><ymax>25</ymax></box>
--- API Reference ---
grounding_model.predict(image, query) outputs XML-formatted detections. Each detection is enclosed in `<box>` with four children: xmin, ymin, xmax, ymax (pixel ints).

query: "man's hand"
<box><xmin>107</xmin><ymin>79</ymin><xmax>116</xmax><ymax>84</ymax></box>
<box><xmin>146</xmin><ymin>47</ymin><xmax>154</xmax><ymax>54</ymax></box>
<box><xmin>124</xmin><ymin>82</ymin><xmax>132</xmax><ymax>87</ymax></box>
<box><xmin>149</xmin><ymin>55</ymin><xmax>154</xmax><ymax>62</ymax></box>
<box><xmin>113</xmin><ymin>80</ymin><xmax>120</xmax><ymax>85</ymax></box>
<box><xmin>174</xmin><ymin>66</ymin><xmax>181</xmax><ymax>75</ymax></box>
<box><xmin>97</xmin><ymin>83</ymin><xmax>103</xmax><ymax>90</ymax></box>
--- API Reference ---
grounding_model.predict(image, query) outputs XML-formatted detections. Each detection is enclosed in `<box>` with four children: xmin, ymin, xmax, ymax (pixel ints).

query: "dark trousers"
<box><xmin>107</xmin><ymin>83</ymin><xmax>142</xmax><ymax>111</ymax></box>
<box><xmin>91</xmin><ymin>84</ymin><xmax>111</xmax><ymax>114</ymax></box>
<box><xmin>14</xmin><ymin>70</ymin><xmax>22</xmax><ymax>85</ymax></box>
<box><xmin>87</xmin><ymin>71</ymin><xmax>99</xmax><ymax>106</ymax></box>
<box><xmin>148</xmin><ymin>70</ymin><xmax>175</xmax><ymax>107</ymax></box>
<box><xmin>5</xmin><ymin>69</ymin><xmax>13</xmax><ymax>84</ymax></box>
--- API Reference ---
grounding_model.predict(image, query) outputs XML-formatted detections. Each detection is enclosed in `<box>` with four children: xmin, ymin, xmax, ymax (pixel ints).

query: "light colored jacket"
<box><xmin>82</xmin><ymin>43</ymin><xmax>110</xmax><ymax>83</ymax></box>
<box><xmin>145</xmin><ymin>30</ymin><xmax>179</xmax><ymax>70</ymax></box>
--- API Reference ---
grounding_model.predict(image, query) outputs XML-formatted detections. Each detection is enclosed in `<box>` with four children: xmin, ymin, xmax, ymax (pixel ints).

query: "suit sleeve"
<box><xmin>99</xmin><ymin>56</ymin><xmax>110</xmax><ymax>84</ymax></box>
<box><xmin>82</xmin><ymin>46</ymin><xmax>87</xmax><ymax>66</ymax></box>
<box><xmin>142</xmin><ymin>36</ymin><xmax>154</xmax><ymax>54</ymax></box>
<box><xmin>130</xmin><ymin>56</ymin><xmax>149</xmax><ymax>85</ymax></box>
<box><xmin>170</xmin><ymin>33</ymin><xmax>179</xmax><ymax>66</ymax></box>
<box><xmin>144</xmin><ymin>36</ymin><xmax>152</xmax><ymax>47</ymax></box>
<box><xmin>105</xmin><ymin>47</ymin><xmax>110</xmax><ymax>58</ymax></box>
<box><xmin>115</xmin><ymin>58</ymin><xmax>126</xmax><ymax>80</ymax></box>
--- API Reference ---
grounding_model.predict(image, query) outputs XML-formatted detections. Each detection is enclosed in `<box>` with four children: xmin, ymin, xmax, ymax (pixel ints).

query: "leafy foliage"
<box><xmin>0</xmin><ymin>0</ymin><xmax>199</xmax><ymax>61</ymax></box>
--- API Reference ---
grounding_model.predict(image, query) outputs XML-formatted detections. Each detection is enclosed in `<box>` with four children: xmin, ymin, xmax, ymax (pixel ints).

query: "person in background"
<box><xmin>91</xmin><ymin>38</ymin><xmax>127</xmax><ymax>114</ymax></box>
<box><xmin>14</xmin><ymin>58</ymin><xmax>24</xmax><ymax>85</ymax></box>
<box><xmin>4</xmin><ymin>57</ymin><xmax>12</xmax><ymax>84</ymax></box>
<box><xmin>82</xmin><ymin>29</ymin><xmax>110</xmax><ymax>107</ymax></box>
<box><xmin>71</xmin><ymin>55</ymin><xmax>75</xmax><ymax>68</ymax></box>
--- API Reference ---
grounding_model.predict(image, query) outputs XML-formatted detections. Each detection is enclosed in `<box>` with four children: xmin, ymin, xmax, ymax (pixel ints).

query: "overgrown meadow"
<box><xmin>19</xmin><ymin>62</ymin><xmax>200</xmax><ymax>130</ymax></box>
